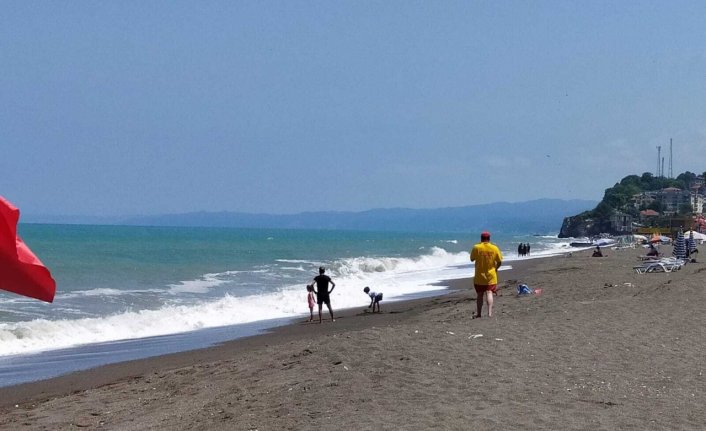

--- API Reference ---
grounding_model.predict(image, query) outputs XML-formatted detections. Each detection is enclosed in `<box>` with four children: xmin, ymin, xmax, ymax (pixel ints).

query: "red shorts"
<box><xmin>474</xmin><ymin>284</ymin><xmax>497</xmax><ymax>294</ymax></box>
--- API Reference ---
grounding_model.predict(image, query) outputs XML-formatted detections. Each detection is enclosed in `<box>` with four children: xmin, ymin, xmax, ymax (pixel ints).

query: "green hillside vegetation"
<box><xmin>559</xmin><ymin>170</ymin><xmax>705</xmax><ymax>237</ymax></box>
<box><xmin>580</xmin><ymin>171</ymin><xmax>705</xmax><ymax>220</ymax></box>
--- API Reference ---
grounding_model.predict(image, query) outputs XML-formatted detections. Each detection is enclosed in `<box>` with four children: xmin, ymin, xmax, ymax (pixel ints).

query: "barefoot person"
<box><xmin>363</xmin><ymin>286</ymin><xmax>383</xmax><ymax>313</ymax></box>
<box><xmin>306</xmin><ymin>284</ymin><xmax>316</xmax><ymax>322</ymax></box>
<box><xmin>312</xmin><ymin>266</ymin><xmax>336</xmax><ymax>323</ymax></box>
<box><xmin>470</xmin><ymin>231</ymin><xmax>503</xmax><ymax>318</ymax></box>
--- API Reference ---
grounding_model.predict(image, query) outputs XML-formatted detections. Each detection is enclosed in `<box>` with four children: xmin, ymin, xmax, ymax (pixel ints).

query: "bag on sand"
<box><xmin>517</xmin><ymin>284</ymin><xmax>532</xmax><ymax>295</ymax></box>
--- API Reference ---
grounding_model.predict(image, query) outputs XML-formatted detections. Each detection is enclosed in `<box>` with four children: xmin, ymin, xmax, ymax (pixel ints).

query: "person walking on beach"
<box><xmin>470</xmin><ymin>231</ymin><xmax>503</xmax><ymax>318</ymax></box>
<box><xmin>306</xmin><ymin>284</ymin><xmax>316</xmax><ymax>322</ymax></box>
<box><xmin>312</xmin><ymin>266</ymin><xmax>336</xmax><ymax>323</ymax></box>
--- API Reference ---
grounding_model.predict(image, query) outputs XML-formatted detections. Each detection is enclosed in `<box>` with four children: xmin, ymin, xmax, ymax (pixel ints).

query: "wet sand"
<box><xmin>1</xmin><ymin>247</ymin><xmax>705</xmax><ymax>430</ymax></box>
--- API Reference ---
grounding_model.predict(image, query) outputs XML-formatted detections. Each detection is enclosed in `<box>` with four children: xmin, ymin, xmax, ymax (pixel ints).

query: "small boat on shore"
<box><xmin>569</xmin><ymin>237</ymin><xmax>594</xmax><ymax>247</ymax></box>
<box><xmin>569</xmin><ymin>237</ymin><xmax>617</xmax><ymax>248</ymax></box>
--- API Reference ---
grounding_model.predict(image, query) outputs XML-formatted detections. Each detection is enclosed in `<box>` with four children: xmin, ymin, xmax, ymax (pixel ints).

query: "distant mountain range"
<box><xmin>24</xmin><ymin>199</ymin><xmax>597</xmax><ymax>234</ymax></box>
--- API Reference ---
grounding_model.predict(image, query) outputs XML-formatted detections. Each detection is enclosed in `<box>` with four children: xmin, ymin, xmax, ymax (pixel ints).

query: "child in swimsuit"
<box><xmin>306</xmin><ymin>284</ymin><xmax>316</xmax><ymax>321</ymax></box>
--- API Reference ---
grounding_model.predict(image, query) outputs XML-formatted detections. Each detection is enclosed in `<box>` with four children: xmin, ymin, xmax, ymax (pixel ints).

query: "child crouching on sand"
<box><xmin>363</xmin><ymin>286</ymin><xmax>383</xmax><ymax>313</ymax></box>
<box><xmin>306</xmin><ymin>284</ymin><xmax>315</xmax><ymax>321</ymax></box>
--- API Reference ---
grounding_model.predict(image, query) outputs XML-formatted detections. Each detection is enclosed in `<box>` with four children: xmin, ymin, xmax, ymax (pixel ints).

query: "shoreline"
<box><xmin>0</xmin><ymin>255</ymin><xmax>535</xmax><ymax>390</ymax></box>
<box><xmin>4</xmin><ymin>248</ymin><xmax>704</xmax><ymax>429</ymax></box>
<box><xmin>0</xmin><ymin>257</ymin><xmax>536</xmax><ymax>406</ymax></box>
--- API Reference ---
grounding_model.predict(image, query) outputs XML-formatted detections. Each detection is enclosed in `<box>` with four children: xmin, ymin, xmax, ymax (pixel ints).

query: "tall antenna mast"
<box><xmin>669</xmin><ymin>138</ymin><xmax>673</xmax><ymax>178</ymax></box>
<box><xmin>662</xmin><ymin>157</ymin><xmax>665</xmax><ymax>180</ymax></box>
<box><xmin>656</xmin><ymin>146</ymin><xmax>662</xmax><ymax>177</ymax></box>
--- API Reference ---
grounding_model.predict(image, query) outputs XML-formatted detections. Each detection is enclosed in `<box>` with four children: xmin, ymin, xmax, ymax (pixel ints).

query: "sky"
<box><xmin>3</xmin><ymin>1</ymin><xmax>706</xmax><ymax>216</ymax></box>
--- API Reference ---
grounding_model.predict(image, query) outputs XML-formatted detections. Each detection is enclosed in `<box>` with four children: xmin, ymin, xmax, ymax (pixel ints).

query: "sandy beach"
<box><xmin>1</xmin><ymin>247</ymin><xmax>705</xmax><ymax>430</ymax></box>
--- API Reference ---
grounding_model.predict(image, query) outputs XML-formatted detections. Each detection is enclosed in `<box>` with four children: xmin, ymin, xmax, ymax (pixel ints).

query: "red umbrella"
<box><xmin>0</xmin><ymin>196</ymin><xmax>56</xmax><ymax>302</ymax></box>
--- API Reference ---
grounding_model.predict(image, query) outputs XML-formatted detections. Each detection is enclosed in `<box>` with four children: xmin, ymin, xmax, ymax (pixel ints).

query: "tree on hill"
<box><xmin>602</xmin><ymin>181</ymin><xmax>641</xmax><ymax>211</ymax></box>
<box><xmin>679</xmin><ymin>203</ymin><xmax>693</xmax><ymax>215</ymax></box>
<box><xmin>675</xmin><ymin>171</ymin><xmax>698</xmax><ymax>188</ymax></box>
<box><xmin>581</xmin><ymin>170</ymin><xmax>704</xmax><ymax>221</ymax></box>
<box><xmin>560</xmin><ymin>170</ymin><xmax>704</xmax><ymax>237</ymax></box>
<box><xmin>592</xmin><ymin>201</ymin><xmax>614</xmax><ymax>219</ymax></box>
<box><xmin>646</xmin><ymin>200</ymin><xmax>665</xmax><ymax>213</ymax></box>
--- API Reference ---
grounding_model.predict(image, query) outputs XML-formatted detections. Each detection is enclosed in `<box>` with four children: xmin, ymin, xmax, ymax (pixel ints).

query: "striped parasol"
<box><xmin>673</xmin><ymin>229</ymin><xmax>687</xmax><ymax>259</ymax></box>
<box><xmin>687</xmin><ymin>230</ymin><xmax>698</xmax><ymax>254</ymax></box>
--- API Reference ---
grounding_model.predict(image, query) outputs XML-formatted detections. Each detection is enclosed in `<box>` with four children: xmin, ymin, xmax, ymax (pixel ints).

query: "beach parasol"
<box><xmin>672</xmin><ymin>229</ymin><xmax>686</xmax><ymax>260</ymax></box>
<box><xmin>0</xmin><ymin>196</ymin><xmax>56</xmax><ymax>302</ymax></box>
<box><xmin>650</xmin><ymin>234</ymin><xmax>671</xmax><ymax>244</ymax></box>
<box><xmin>684</xmin><ymin>230</ymin><xmax>706</xmax><ymax>242</ymax></box>
<box><xmin>593</xmin><ymin>238</ymin><xmax>616</xmax><ymax>247</ymax></box>
<box><xmin>687</xmin><ymin>231</ymin><xmax>698</xmax><ymax>254</ymax></box>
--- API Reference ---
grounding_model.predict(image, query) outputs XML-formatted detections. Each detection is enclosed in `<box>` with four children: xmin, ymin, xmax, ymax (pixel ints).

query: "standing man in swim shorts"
<box><xmin>470</xmin><ymin>231</ymin><xmax>503</xmax><ymax>318</ymax></box>
<box><xmin>312</xmin><ymin>266</ymin><xmax>336</xmax><ymax>323</ymax></box>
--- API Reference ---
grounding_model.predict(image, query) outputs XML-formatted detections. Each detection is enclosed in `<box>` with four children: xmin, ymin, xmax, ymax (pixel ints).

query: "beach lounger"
<box><xmin>633</xmin><ymin>261</ymin><xmax>678</xmax><ymax>274</ymax></box>
<box><xmin>658</xmin><ymin>257</ymin><xmax>686</xmax><ymax>269</ymax></box>
<box><xmin>633</xmin><ymin>265</ymin><xmax>648</xmax><ymax>274</ymax></box>
<box><xmin>634</xmin><ymin>263</ymin><xmax>656</xmax><ymax>274</ymax></box>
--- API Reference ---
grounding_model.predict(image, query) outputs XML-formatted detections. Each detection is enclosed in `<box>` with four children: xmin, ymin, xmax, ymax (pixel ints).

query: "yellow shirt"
<box><xmin>470</xmin><ymin>241</ymin><xmax>503</xmax><ymax>286</ymax></box>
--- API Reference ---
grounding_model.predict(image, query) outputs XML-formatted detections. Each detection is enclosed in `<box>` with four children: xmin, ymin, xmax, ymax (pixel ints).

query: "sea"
<box><xmin>0</xmin><ymin>224</ymin><xmax>575</xmax><ymax>386</ymax></box>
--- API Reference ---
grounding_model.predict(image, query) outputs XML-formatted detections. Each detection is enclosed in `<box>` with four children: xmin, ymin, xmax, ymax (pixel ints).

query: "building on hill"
<box><xmin>690</xmin><ymin>193</ymin><xmax>704</xmax><ymax>214</ymax></box>
<box><xmin>686</xmin><ymin>174</ymin><xmax>705</xmax><ymax>197</ymax></box>
<box><xmin>639</xmin><ymin>209</ymin><xmax>660</xmax><ymax>218</ymax></box>
<box><xmin>633</xmin><ymin>191</ymin><xmax>659</xmax><ymax>209</ymax></box>
<box><xmin>610</xmin><ymin>212</ymin><xmax>633</xmax><ymax>234</ymax></box>
<box><xmin>661</xmin><ymin>187</ymin><xmax>688</xmax><ymax>214</ymax></box>
<box><xmin>632</xmin><ymin>187</ymin><xmax>704</xmax><ymax>215</ymax></box>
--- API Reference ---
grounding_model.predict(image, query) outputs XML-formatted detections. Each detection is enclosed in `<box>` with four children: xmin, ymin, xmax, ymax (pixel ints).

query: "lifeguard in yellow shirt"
<box><xmin>470</xmin><ymin>231</ymin><xmax>503</xmax><ymax>318</ymax></box>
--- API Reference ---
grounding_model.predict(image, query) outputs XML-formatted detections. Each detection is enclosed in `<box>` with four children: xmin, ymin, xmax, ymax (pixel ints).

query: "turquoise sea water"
<box><xmin>0</xmin><ymin>224</ymin><xmax>573</xmax><ymax>385</ymax></box>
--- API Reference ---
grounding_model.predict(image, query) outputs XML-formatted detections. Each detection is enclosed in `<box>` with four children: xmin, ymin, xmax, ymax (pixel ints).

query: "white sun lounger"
<box><xmin>633</xmin><ymin>258</ymin><xmax>684</xmax><ymax>274</ymax></box>
<box><xmin>633</xmin><ymin>261</ymin><xmax>679</xmax><ymax>274</ymax></box>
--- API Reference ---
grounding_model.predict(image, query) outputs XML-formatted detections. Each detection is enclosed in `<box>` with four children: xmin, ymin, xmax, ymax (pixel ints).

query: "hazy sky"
<box><xmin>3</xmin><ymin>1</ymin><xmax>706</xmax><ymax>216</ymax></box>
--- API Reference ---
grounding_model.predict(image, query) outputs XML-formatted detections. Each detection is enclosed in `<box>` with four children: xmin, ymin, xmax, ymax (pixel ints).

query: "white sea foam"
<box><xmin>59</xmin><ymin>288</ymin><xmax>141</xmax><ymax>298</ymax></box>
<box><xmin>333</xmin><ymin>247</ymin><xmax>465</xmax><ymax>277</ymax></box>
<box><xmin>0</xmin><ymin>248</ymin><xmax>466</xmax><ymax>356</ymax></box>
<box><xmin>278</xmin><ymin>266</ymin><xmax>308</xmax><ymax>272</ymax></box>
<box><xmin>167</xmin><ymin>270</ymin><xmax>261</xmax><ymax>294</ymax></box>
<box><xmin>168</xmin><ymin>273</ymin><xmax>231</xmax><ymax>294</ymax></box>
<box><xmin>275</xmin><ymin>259</ymin><xmax>318</xmax><ymax>264</ymax></box>
<box><xmin>0</xmin><ymin>242</ymin><xmax>572</xmax><ymax>357</ymax></box>
<box><xmin>0</xmin><ymin>277</ymin><xmax>441</xmax><ymax>356</ymax></box>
